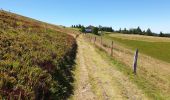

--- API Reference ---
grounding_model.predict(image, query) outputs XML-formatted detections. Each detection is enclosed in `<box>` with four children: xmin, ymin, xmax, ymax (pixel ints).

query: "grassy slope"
<box><xmin>104</xmin><ymin>33</ymin><xmax>170</xmax><ymax>63</ymax></box>
<box><xmin>94</xmin><ymin>46</ymin><xmax>163</xmax><ymax>100</ymax></box>
<box><xmin>0</xmin><ymin>10</ymin><xmax>77</xmax><ymax>99</ymax></box>
<box><xmin>84</xmin><ymin>33</ymin><xmax>170</xmax><ymax>99</ymax></box>
<box><xmin>94</xmin><ymin>43</ymin><xmax>168</xmax><ymax>100</ymax></box>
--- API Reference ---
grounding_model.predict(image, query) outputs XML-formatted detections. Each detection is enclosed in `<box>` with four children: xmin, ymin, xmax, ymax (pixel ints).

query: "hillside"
<box><xmin>81</xmin><ymin>32</ymin><xmax>170</xmax><ymax>99</ymax></box>
<box><xmin>1</xmin><ymin>10</ymin><xmax>170</xmax><ymax>100</ymax></box>
<box><xmin>0</xmin><ymin>10</ymin><xmax>77</xmax><ymax>99</ymax></box>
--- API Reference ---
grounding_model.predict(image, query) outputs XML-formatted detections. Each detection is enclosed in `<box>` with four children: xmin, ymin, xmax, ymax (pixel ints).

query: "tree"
<box><xmin>159</xmin><ymin>31</ymin><xmax>164</xmax><ymax>37</ymax></box>
<box><xmin>78</xmin><ymin>24</ymin><xmax>82</xmax><ymax>28</ymax></box>
<box><xmin>80</xmin><ymin>26</ymin><xmax>85</xmax><ymax>33</ymax></box>
<box><xmin>92</xmin><ymin>27</ymin><xmax>99</xmax><ymax>35</ymax></box>
<box><xmin>143</xmin><ymin>30</ymin><xmax>146</xmax><ymax>35</ymax></box>
<box><xmin>122</xmin><ymin>28</ymin><xmax>128</xmax><ymax>34</ymax></box>
<box><xmin>146</xmin><ymin>28</ymin><xmax>152</xmax><ymax>36</ymax></box>
<box><xmin>129</xmin><ymin>28</ymin><xmax>137</xmax><ymax>34</ymax></box>
<box><xmin>98</xmin><ymin>26</ymin><xmax>113</xmax><ymax>32</ymax></box>
<box><xmin>129</xmin><ymin>29</ymin><xmax>133</xmax><ymax>34</ymax></box>
<box><xmin>119</xmin><ymin>28</ymin><xmax>122</xmax><ymax>33</ymax></box>
<box><xmin>137</xmin><ymin>26</ymin><xmax>142</xmax><ymax>34</ymax></box>
<box><xmin>109</xmin><ymin>27</ymin><xmax>113</xmax><ymax>32</ymax></box>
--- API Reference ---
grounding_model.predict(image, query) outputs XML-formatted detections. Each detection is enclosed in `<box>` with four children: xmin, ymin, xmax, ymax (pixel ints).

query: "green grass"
<box><xmin>84</xmin><ymin>33</ymin><xmax>170</xmax><ymax>99</ymax></box>
<box><xmin>104</xmin><ymin>34</ymin><xmax>170</xmax><ymax>63</ymax></box>
<box><xmin>94</xmin><ymin>45</ymin><xmax>166</xmax><ymax>100</ymax></box>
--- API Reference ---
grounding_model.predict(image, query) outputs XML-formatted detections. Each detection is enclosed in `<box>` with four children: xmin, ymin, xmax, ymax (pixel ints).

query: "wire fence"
<box><xmin>83</xmin><ymin>33</ymin><xmax>138</xmax><ymax>74</ymax></box>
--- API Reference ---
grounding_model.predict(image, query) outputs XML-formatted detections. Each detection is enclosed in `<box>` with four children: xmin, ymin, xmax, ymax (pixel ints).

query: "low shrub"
<box><xmin>0</xmin><ymin>10</ymin><xmax>77</xmax><ymax>99</ymax></box>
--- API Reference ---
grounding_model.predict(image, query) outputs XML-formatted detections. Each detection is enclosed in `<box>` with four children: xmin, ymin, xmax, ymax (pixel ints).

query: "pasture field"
<box><xmin>104</xmin><ymin>33</ymin><xmax>170</xmax><ymax>63</ymax></box>
<box><xmin>84</xmin><ymin>33</ymin><xmax>170</xmax><ymax>99</ymax></box>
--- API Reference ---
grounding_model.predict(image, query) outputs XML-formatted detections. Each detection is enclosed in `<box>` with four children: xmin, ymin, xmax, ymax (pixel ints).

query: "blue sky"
<box><xmin>0</xmin><ymin>0</ymin><xmax>170</xmax><ymax>33</ymax></box>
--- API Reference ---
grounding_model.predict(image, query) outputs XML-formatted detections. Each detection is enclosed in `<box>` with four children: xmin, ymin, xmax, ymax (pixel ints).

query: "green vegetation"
<box><xmin>98</xmin><ymin>25</ymin><xmax>114</xmax><ymax>32</ymax></box>
<box><xmin>84</xmin><ymin>33</ymin><xmax>170</xmax><ymax>99</ymax></box>
<box><xmin>80</xmin><ymin>26</ymin><xmax>85</xmax><ymax>33</ymax></box>
<box><xmin>104</xmin><ymin>33</ymin><xmax>170</xmax><ymax>63</ymax></box>
<box><xmin>0</xmin><ymin>10</ymin><xmax>77</xmax><ymax>99</ymax></box>
<box><xmin>72</xmin><ymin>24</ymin><xmax>170</xmax><ymax>37</ymax></box>
<box><xmin>92</xmin><ymin>27</ymin><xmax>99</xmax><ymax>35</ymax></box>
<box><xmin>71</xmin><ymin>24</ymin><xmax>84</xmax><ymax>29</ymax></box>
<box><xmin>117</xmin><ymin>27</ymin><xmax>155</xmax><ymax>36</ymax></box>
<box><xmin>159</xmin><ymin>31</ymin><xmax>164</xmax><ymax>37</ymax></box>
<box><xmin>94</xmin><ymin>46</ymin><xmax>166</xmax><ymax>100</ymax></box>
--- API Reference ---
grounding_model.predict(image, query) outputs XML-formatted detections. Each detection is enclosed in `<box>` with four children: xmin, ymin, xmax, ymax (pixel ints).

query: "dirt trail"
<box><xmin>72</xmin><ymin>35</ymin><xmax>148</xmax><ymax>100</ymax></box>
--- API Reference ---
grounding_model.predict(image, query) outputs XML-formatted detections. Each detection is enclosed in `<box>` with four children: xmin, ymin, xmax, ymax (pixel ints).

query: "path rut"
<box><xmin>72</xmin><ymin>35</ymin><xmax>148</xmax><ymax>100</ymax></box>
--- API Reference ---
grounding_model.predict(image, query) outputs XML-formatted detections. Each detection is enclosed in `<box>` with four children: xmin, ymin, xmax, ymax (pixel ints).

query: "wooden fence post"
<box><xmin>111</xmin><ymin>41</ymin><xmax>113</xmax><ymax>56</ymax></box>
<box><xmin>101</xmin><ymin>37</ymin><xmax>102</xmax><ymax>45</ymax></box>
<box><xmin>133</xmin><ymin>49</ymin><xmax>139</xmax><ymax>74</ymax></box>
<box><xmin>94</xmin><ymin>37</ymin><xmax>96</xmax><ymax>44</ymax></box>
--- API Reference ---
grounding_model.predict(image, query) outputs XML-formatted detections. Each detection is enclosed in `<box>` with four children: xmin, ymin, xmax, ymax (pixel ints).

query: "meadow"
<box><xmin>84</xmin><ymin>33</ymin><xmax>170</xmax><ymax>99</ymax></box>
<box><xmin>104</xmin><ymin>33</ymin><xmax>170</xmax><ymax>63</ymax></box>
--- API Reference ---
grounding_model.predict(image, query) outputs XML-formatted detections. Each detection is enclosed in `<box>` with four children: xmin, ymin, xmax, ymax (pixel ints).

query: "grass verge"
<box><xmin>94</xmin><ymin>45</ymin><xmax>166</xmax><ymax>100</ymax></box>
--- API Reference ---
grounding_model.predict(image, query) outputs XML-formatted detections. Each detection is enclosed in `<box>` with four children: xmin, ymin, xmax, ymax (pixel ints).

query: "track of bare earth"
<box><xmin>72</xmin><ymin>35</ymin><xmax>148</xmax><ymax>100</ymax></box>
